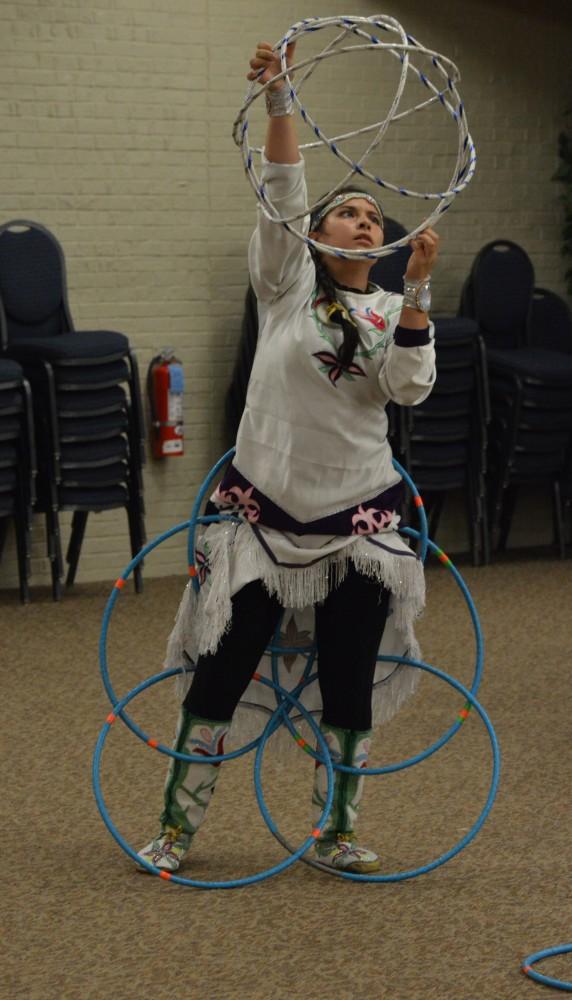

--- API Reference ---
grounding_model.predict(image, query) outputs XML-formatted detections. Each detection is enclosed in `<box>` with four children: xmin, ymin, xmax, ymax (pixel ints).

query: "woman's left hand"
<box><xmin>405</xmin><ymin>228</ymin><xmax>440</xmax><ymax>282</ymax></box>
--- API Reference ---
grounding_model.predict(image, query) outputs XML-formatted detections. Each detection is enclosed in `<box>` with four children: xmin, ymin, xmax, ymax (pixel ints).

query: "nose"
<box><xmin>358</xmin><ymin>216</ymin><xmax>371</xmax><ymax>229</ymax></box>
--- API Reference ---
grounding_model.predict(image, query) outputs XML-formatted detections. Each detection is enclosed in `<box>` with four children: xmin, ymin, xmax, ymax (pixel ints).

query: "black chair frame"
<box><xmin>0</xmin><ymin>219</ymin><xmax>146</xmax><ymax>598</ymax></box>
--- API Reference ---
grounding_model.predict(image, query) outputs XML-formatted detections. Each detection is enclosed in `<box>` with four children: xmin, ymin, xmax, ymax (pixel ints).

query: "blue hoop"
<box><xmin>257</xmin><ymin>656</ymin><xmax>500</xmax><ymax>881</ymax></box>
<box><xmin>522</xmin><ymin>946</ymin><xmax>572</xmax><ymax>991</ymax></box>
<box><xmin>100</xmin><ymin>453</ymin><xmax>482</xmax><ymax>773</ymax></box>
<box><xmin>93</xmin><ymin>668</ymin><xmax>334</xmax><ymax>889</ymax></box>
<box><xmin>269</xmin><ymin>528</ymin><xmax>483</xmax><ymax>777</ymax></box>
<box><xmin>95</xmin><ymin>450</ymin><xmax>498</xmax><ymax>887</ymax></box>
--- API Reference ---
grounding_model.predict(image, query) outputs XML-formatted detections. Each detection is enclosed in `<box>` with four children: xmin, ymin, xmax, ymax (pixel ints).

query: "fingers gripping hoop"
<box><xmin>233</xmin><ymin>15</ymin><xmax>476</xmax><ymax>259</ymax></box>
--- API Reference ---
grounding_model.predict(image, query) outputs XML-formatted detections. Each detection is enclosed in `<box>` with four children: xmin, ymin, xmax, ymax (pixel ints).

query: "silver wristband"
<box><xmin>402</xmin><ymin>276</ymin><xmax>431</xmax><ymax>313</ymax></box>
<box><xmin>265</xmin><ymin>85</ymin><xmax>294</xmax><ymax>117</ymax></box>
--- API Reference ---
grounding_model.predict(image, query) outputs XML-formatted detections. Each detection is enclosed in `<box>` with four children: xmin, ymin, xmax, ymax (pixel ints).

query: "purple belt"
<box><xmin>210</xmin><ymin>463</ymin><xmax>403</xmax><ymax>536</ymax></box>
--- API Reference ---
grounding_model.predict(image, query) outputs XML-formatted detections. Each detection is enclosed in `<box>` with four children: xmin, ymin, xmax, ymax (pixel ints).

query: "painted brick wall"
<box><xmin>0</xmin><ymin>0</ymin><xmax>570</xmax><ymax>590</ymax></box>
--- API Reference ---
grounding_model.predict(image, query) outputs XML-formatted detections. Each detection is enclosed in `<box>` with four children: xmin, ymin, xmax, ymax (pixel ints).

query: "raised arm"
<box><xmin>378</xmin><ymin>230</ymin><xmax>439</xmax><ymax>403</ymax></box>
<box><xmin>399</xmin><ymin>227</ymin><xmax>439</xmax><ymax>330</ymax></box>
<box><xmin>247</xmin><ymin>41</ymin><xmax>300</xmax><ymax>164</ymax></box>
<box><xmin>247</xmin><ymin>40</ymin><xmax>313</xmax><ymax>303</ymax></box>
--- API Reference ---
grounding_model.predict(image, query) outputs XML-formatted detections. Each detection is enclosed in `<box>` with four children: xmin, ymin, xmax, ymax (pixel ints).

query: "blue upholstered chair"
<box><xmin>0</xmin><ymin>219</ymin><xmax>146</xmax><ymax>598</ymax></box>
<box><xmin>460</xmin><ymin>240</ymin><xmax>572</xmax><ymax>557</ymax></box>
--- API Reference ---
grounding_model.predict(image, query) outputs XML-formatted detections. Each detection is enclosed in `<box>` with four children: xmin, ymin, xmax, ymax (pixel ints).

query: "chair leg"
<box><xmin>427</xmin><ymin>493</ymin><xmax>445</xmax><ymax>541</ymax></box>
<box><xmin>497</xmin><ymin>483</ymin><xmax>518</xmax><ymax>552</ymax></box>
<box><xmin>66</xmin><ymin>510</ymin><xmax>89</xmax><ymax>587</ymax></box>
<box><xmin>467</xmin><ymin>476</ymin><xmax>480</xmax><ymax>567</ymax></box>
<box><xmin>0</xmin><ymin>516</ymin><xmax>9</xmax><ymax>563</ymax></box>
<box><xmin>126</xmin><ymin>501</ymin><xmax>144</xmax><ymax>594</ymax></box>
<box><xmin>552</xmin><ymin>480</ymin><xmax>565</xmax><ymax>559</ymax></box>
<box><xmin>45</xmin><ymin>506</ymin><xmax>63</xmax><ymax>601</ymax></box>
<box><xmin>14</xmin><ymin>508</ymin><xmax>31</xmax><ymax>604</ymax></box>
<box><xmin>480</xmin><ymin>482</ymin><xmax>491</xmax><ymax>565</ymax></box>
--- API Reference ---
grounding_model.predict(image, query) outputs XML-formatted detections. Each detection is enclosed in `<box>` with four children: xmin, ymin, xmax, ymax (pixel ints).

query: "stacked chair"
<box><xmin>529</xmin><ymin>287</ymin><xmax>572</xmax><ymax>552</ymax></box>
<box><xmin>371</xmin><ymin>224</ymin><xmax>489</xmax><ymax>565</ymax></box>
<box><xmin>534</xmin><ymin>288</ymin><xmax>572</xmax><ymax>541</ymax></box>
<box><xmin>0</xmin><ymin>219</ymin><xmax>146</xmax><ymax>599</ymax></box>
<box><xmin>460</xmin><ymin>240</ymin><xmax>572</xmax><ymax>558</ymax></box>
<box><xmin>0</xmin><ymin>359</ymin><xmax>36</xmax><ymax>602</ymax></box>
<box><xmin>389</xmin><ymin>320</ymin><xmax>489</xmax><ymax>565</ymax></box>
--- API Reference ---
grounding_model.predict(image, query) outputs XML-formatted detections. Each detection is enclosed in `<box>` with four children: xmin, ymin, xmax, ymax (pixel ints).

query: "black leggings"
<box><xmin>184</xmin><ymin>562</ymin><xmax>390</xmax><ymax>731</ymax></box>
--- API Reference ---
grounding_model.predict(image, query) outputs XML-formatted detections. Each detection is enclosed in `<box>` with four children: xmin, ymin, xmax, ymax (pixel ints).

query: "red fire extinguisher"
<box><xmin>147</xmin><ymin>349</ymin><xmax>184</xmax><ymax>458</ymax></box>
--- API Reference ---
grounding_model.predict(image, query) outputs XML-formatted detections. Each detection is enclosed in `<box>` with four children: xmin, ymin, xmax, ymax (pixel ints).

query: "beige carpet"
<box><xmin>2</xmin><ymin>555</ymin><xmax>572</xmax><ymax>1000</ymax></box>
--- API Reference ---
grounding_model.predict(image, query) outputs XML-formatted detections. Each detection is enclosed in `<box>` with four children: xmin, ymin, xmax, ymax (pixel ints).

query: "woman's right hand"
<box><xmin>247</xmin><ymin>40</ymin><xmax>296</xmax><ymax>92</ymax></box>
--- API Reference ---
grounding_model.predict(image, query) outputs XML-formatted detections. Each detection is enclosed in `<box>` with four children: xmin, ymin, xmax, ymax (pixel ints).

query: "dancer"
<box><xmin>139</xmin><ymin>40</ymin><xmax>439</xmax><ymax>875</ymax></box>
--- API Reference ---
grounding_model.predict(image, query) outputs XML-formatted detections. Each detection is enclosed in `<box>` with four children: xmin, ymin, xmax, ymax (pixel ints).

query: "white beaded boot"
<box><xmin>311</xmin><ymin>721</ymin><xmax>381</xmax><ymax>873</ymax></box>
<box><xmin>138</xmin><ymin>710</ymin><xmax>230</xmax><ymax>873</ymax></box>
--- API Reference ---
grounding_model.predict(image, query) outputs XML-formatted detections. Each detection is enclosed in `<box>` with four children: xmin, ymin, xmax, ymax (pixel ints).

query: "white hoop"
<box><xmin>233</xmin><ymin>15</ymin><xmax>476</xmax><ymax>259</ymax></box>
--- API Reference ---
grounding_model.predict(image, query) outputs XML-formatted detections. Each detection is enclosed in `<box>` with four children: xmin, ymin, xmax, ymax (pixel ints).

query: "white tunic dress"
<box><xmin>166</xmin><ymin>154</ymin><xmax>436</xmax><ymax>751</ymax></box>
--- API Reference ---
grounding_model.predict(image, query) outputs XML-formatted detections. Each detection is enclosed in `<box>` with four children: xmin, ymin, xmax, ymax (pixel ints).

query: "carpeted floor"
<box><xmin>2</xmin><ymin>554</ymin><xmax>572</xmax><ymax>1000</ymax></box>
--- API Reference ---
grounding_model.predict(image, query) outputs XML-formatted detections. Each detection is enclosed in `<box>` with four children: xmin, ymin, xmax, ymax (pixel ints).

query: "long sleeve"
<box><xmin>377</xmin><ymin>323</ymin><xmax>436</xmax><ymax>405</ymax></box>
<box><xmin>248</xmin><ymin>152</ymin><xmax>312</xmax><ymax>304</ymax></box>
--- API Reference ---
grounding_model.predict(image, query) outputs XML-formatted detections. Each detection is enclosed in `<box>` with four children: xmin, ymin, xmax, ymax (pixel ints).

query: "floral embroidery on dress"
<box><xmin>277</xmin><ymin>614</ymin><xmax>313</xmax><ymax>671</ymax></box>
<box><xmin>351</xmin><ymin>505</ymin><xmax>400</xmax><ymax>535</ymax></box>
<box><xmin>350</xmin><ymin>306</ymin><xmax>393</xmax><ymax>356</ymax></box>
<box><xmin>310</xmin><ymin>288</ymin><xmax>392</xmax><ymax>364</ymax></box>
<box><xmin>212</xmin><ymin>483</ymin><xmax>261</xmax><ymax>523</ymax></box>
<box><xmin>195</xmin><ymin>541</ymin><xmax>211</xmax><ymax>587</ymax></box>
<box><xmin>353</xmin><ymin>306</ymin><xmax>386</xmax><ymax>332</ymax></box>
<box><xmin>312</xmin><ymin>350</ymin><xmax>367</xmax><ymax>386</ymax></box>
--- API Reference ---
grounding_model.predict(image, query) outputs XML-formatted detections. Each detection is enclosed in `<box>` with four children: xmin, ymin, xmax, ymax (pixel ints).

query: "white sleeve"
<box><xmin>248</xmin><ymin>152</ymin><xmax>313</xmax><ymax>304</ymax></box>
<box><xmin>378</xmin><ymin>302</ymin><xmax>436</xmax><ymax>405</ymax></box>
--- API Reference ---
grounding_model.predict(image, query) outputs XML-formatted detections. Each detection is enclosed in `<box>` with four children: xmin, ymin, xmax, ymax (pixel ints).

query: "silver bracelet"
<box><xmin>402</xmin><ymin>275</ymin><xmax>431</xmax><ymax>313</ymax></box>
<box><xmin>265</xmin><ymin>86</ymin><xmax>294</xmax><ymax>117</ymax></box>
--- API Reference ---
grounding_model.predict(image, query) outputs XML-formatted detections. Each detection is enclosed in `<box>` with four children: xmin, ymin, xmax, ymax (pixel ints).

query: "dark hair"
<box><xmin>309</xmin><ymin>187</ymin><xmax>384</xmax><ymax>368</ymax></box>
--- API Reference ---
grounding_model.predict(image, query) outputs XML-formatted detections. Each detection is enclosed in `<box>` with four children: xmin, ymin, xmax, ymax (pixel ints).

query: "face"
<box><xmin>310</xmin><ymin>198</ymin><xmax>384</xmax><ymax>251</ymax></box>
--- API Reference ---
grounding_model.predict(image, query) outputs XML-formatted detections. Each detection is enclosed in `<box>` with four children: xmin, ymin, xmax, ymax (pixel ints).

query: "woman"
<box><xmin>139</xmin><ymin>41</ymin><xmax>439</xmax><ymax>876</ymax></box>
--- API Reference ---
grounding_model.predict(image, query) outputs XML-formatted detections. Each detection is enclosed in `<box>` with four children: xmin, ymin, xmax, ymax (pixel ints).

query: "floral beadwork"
<box><xmin>212</xmin><ymin>483</ymin><xmax>261</xmax><ymax>523</ymax></box>
<box><xmin>351</xmin><ymin>505</ymin><xmax>399</xmax><ymax>535</ymax></box>
<box><xmin>143</xmin><ymin>829</ymin><xmax>190</xmax><ymax>867</ymax></box>
<box><xmin>192</xmin><ymin>724</ymin><xmax>228</xmax><ymax>768</ymax></box>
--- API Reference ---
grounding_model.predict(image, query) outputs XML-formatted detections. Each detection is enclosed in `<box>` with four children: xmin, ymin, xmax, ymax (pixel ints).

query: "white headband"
<box><xmin>311</xmin><ymin>191</ymin><xmax>383</xmax><ymax>231</ymax></box>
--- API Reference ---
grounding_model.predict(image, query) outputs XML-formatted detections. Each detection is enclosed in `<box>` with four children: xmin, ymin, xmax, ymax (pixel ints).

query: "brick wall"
<box><xmin>0</xmin><ymin>0</ymin><xmax>570</xmax><ymax>590</ymax></box>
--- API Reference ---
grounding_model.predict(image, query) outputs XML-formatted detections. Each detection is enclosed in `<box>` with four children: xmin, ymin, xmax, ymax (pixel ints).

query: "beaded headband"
<box><xmin>310</xmin><ymin>191</ymin><xmax>384</xmax><ymax>231</ymax></box>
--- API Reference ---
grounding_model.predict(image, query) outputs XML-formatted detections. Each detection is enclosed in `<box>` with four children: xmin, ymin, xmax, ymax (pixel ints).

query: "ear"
<box><xmin>308</xmin><ymin>229</ymin><xmax>322</xmax><ymax>244</ymax></box>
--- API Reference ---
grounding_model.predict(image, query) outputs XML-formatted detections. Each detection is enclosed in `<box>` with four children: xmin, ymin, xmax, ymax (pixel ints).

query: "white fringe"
<box><xmin>165</xmin><ymin>521</ymin><xmax>425</xmax><ymax>756</ymax></box>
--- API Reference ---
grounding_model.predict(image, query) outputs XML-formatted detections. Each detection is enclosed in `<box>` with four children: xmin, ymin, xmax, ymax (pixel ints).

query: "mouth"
<box><xmin>354</xmin><ymin>234</ymin><xmax>373</xmax><ymax>246</ymax></box>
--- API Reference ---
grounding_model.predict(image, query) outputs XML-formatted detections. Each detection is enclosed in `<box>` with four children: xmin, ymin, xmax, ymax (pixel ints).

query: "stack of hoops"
<box><xmin>232</xmin><ymin>14</ymin><xmax>477</xmax><ymax>262</ymax></box>
<box><xmin>93</xmin><ymin>449</ymin><xmax>500</xmax><ymax>890</ymax></box>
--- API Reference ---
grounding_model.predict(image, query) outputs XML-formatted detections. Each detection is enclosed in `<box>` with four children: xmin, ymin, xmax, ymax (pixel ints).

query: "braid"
<box><xmin>311</xmin><ymin>249</ymin><xmax>360</xmax><ymax>368</ymax></box>
<box><xmin>309</xmin><ymin>184</ymin><xmax>383</xmax><ymax>369</ymax></box>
